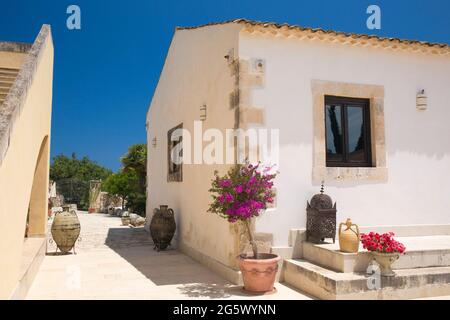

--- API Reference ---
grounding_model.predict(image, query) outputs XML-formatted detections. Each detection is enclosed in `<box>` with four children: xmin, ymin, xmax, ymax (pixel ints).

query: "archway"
<box><xmin>27</xmin><ymin>136</ymin><xmax>50</xmax><ymax>236</ymax></box>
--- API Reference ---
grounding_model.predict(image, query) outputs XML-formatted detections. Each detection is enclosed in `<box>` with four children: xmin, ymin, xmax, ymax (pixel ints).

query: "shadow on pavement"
<box><xmin>105</xmin><ymin>227</ymin><xmax>231</xmax><ymax>290</ymax></box>
<box><xmin>176</xmin><ymin>282</ymin><xmax>266</xmax><ymax>299</ymax></box>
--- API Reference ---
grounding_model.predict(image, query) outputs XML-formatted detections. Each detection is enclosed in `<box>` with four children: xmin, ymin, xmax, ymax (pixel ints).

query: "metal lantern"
<box><xmin>306</xmin><ymin>182</ymin><xmax>337</xmax><ymax>244</ymax></box>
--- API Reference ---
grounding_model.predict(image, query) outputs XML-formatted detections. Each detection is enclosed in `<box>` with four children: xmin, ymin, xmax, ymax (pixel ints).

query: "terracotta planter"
<box><xmin>237</xmin><ymin>253</ymin><xmax>281</xmax><ymax>293</ymax></box>
<box><xmin>371</xmin><ymin>252</ymin><xmax>399</xmax><ymax>277</ymax></box>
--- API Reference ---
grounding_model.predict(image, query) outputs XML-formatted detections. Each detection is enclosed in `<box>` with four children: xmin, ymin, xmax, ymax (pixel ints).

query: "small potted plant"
<box><xmin>360</xmin><ymin>232</ymin><xmax>406</xmax><ymax>276</ymax></box>
<box><xmin>208</xmin><ymin>162</ymin><xmax>279</xmax><ymax>293</ymax></box>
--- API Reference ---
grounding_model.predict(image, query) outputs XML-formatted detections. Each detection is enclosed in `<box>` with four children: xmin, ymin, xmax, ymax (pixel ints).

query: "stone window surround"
<box><xmin>311</xmin><ymin>80</ymin><xmax>387</xmax><ymax>182</ymax></box>
<box><xmin>167</xmin><ymin>123</ymin><xmax>183</xmax><ymax>182</ymax></box>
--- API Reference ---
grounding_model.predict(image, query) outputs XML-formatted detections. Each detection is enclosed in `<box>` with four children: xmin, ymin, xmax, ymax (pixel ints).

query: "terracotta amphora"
<box><xmin>338</xmin><ymin>218</ymin><xmax>360</xmax><ymax>253</ymax></box>
<box><xmin>51</xmin><ymin>205</ymin><xmax>81</xmax><ymax>253</ymax></box>
<box><xmin>150</xmin><ymin>205</ymin><xmax>176</xmax><ymax>251</ymax></box>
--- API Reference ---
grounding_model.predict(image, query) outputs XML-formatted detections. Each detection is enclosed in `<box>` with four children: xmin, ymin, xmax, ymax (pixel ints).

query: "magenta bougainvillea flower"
<box><xmin>208</xmin><ymin>162</ymin><xmax>277</xmax><ymax>223</ymax></box>
<box><xmin>208</xmin><ymin>162</ymin><xmax>278</xmax><ymax>258</ymax></box>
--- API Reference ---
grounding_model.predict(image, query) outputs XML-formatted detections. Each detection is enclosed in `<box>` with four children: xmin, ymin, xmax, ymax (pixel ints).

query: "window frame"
<box><xmin>167</xmin><ymin>123</ymin><xmax>183</xmax><ymax>182</ymax></box>
<box><xmin>324</xmin><ymin>95</ymin><xmax>372</xmax><ymax>168</ymax></box>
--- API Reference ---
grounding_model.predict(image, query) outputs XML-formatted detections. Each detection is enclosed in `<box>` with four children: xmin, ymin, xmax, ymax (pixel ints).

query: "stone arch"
<box><xmin>27</xmin><ymin>135</ymin><xmax>50</xmax><ymax>236</ymax></box>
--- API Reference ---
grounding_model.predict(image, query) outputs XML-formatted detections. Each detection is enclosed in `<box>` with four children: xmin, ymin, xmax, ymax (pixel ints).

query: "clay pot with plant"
<box><xmin>361</xmin><ymin>232</ymin><xmax>406</xmax><ymax>277</ymax></box>
<box><xmin>208</xmin><ymin>162</ymin><xmax>279</xmax><ymax>293</ymax></box>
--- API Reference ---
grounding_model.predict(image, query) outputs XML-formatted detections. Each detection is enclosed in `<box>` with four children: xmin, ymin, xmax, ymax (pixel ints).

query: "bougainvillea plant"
<box><xmin>208</xmin><ymin>162</ymin><xmax>277</xmax><ymax>259</ymax></box>
<box><xmin>360</xmin><ymin>232</ymin><xmax>406</xmax><ymax>254</ymax></box>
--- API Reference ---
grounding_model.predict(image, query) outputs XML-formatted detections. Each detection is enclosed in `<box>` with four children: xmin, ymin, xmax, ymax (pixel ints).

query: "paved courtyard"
<box><xmin>26</xmin><ymin>212</ymin><xmax>312</xmax><ymax>300</ymax></box>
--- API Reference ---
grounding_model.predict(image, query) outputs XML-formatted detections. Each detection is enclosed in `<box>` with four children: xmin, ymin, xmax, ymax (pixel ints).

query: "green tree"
<box><xmin>119</xmin><ymin>144</ymin><xmax>147</xmax><ymax>215</ymax></box>
<box><xmin>102</xmin><ymin>170</ymin><xmax>138</xmax><ymax>209</ymax></box>
<box><xmin>121</xmin><ymin>144</ymin><xmax>147</xmax><ymax>193</ymax></box>
<box><xmin>50</xmin><ymin>154</ymin><xmax>112</xmax><ymax>209</ymax></box>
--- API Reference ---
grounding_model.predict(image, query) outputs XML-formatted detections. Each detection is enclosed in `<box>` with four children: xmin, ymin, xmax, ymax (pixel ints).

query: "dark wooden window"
<box><xmin>167</xmin><ymin>123</ymin><xmax>183</xmax><ymax>182</ymax></box>
<box><xmin>325</xmin><ymin>96</ymin><xmax>372</xmax><ymax>167</ymax></box>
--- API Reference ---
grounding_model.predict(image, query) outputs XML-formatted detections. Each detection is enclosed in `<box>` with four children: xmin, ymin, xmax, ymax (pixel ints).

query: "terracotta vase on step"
<box><xmin>338</xmin><ymin>218</ymin><xmax>360</xmax><ymax>253</ymax></box>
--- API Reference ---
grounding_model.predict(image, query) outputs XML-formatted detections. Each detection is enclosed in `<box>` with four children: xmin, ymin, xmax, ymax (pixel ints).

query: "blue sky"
<box><xmin>1</xmin><ymin>0</ymin><xmax>449</xmax><ymax>171</ymax></box>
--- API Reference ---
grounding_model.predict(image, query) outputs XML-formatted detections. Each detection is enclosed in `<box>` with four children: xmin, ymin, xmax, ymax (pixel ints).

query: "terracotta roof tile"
<box><xmin>176</xmin><ymin>19</ymin><xmax>450</xmax><ymax>55</ymax></box>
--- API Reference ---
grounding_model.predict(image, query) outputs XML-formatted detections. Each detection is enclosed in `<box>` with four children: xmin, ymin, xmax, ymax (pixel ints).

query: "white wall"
<box><xmin>239</xmin><ymin>32</ymin><xmax>450</xmax><ymax>246</ymax></box>
<box><xmin>146</xmin><ymin>24</ymin><xmax>243</xmax><ymax>268</ymax></box>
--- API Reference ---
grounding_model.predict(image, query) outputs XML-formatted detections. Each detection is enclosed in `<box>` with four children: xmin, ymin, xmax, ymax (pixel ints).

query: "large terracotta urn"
<box><xmin>51</xmin><ymin>205</ymin><xmax>81</xmax><ymax>253</ymax></box>
<box><xmin>150</xmin><ymin>205</ymin><xmax>176</xmax><ymax>251</ymax></box>
<box><xmin>371</xmin><ymin>252</ymin><xmax>399</xmax><ymax>277</ymax></box>
<box><xmin>237</xmin><ymin>253</ymin><xmax>281</xmax><ymax>293</ymax></box>
<box><xmin>338</xmin><ymin>218</ymin><xmax>360</xmax><ymax>253</ymax></box>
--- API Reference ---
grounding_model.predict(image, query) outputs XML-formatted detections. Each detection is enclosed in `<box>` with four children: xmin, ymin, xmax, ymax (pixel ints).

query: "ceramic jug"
<box><xmin>338</xmin><ymin>218</ymin><xmax>360</xmax><ymax>253</ymax></box>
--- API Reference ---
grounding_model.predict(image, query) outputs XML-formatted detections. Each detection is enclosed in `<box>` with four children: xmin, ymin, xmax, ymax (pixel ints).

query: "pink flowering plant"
<box><xmin>208</xmin><ymin>162</ymin><xmax>277</xmax><ymax>258</ymax></box>
<box><xmin>360</xmin><ymin>232</ymin><xmax>406</xmax><ymax>254</ymax></box>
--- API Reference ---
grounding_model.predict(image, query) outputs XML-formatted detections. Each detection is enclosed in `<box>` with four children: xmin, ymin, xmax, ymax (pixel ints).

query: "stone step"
<box><xmin>0</xmin><ymin>75</ymin><xmax>16</xmax><ymax>83</ymax></box>
<box><xmin>0</xmin><ymin>71</ymin><xmax>19</xmax><ymax>78</ymax></box>
<box><xmin>283</xmin><ymin>258</ymin><xmax>450</xmax><ymax>300</ymax></box>
<box><xmin>302</xmin><ymin>235</ymin><xmax>450</xmax><ymax>273</ymax></box>
<box><xmin>1</xmin><ymin>95</ymin><xmax>7</xmax><ymax>106</ymax></box>
<box><xmin>10</xmin><ymin>237</ymin><xmax>46</xmax><ymax>299</ymax></box>
<box><xmin>0</xmin><ymin>86</ymin><xmax>11</xmax><ymax>94</ymax></box>
<box><xmin>0</xmin><ymin>67</ymin><xmax>19</xmax><ymax>74</ymax></box>
<box><xmin>0</xmin><ymin>73</ymin><xmax>17</xmax><ymax>79</ymax></box>
<box><xmin>0</xmin><ymin>80</ymin><xmax>14</xmax><ymax>87</ymax></box>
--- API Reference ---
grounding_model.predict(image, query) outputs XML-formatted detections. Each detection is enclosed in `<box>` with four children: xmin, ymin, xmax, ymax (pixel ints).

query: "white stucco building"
<box><xmin>146</xmin><ymin>19</ymin><xmax>450</xmax><ymax>285</ymax></box>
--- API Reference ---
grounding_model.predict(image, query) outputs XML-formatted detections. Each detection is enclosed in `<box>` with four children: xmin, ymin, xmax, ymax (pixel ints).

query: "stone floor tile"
<box><xmin>26</xmin><ymin>211</ymin><xmax>312</xmax><ymax>300</ymax></box>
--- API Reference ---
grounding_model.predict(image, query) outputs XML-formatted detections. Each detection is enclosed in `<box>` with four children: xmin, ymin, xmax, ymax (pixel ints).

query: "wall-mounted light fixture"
<box><xmin>416</xmin><ymin>89</ymin><xmax>427</xmax><ymax>111</ymax></box>
<box><xmin>251</xmin><ymin>58</ymin><xmax>265</xmax><ymax>73</ymax></box>
<box><xmin>224</xmin><ymin>48</ymin><xmax>234</xmax><ymax>65</ymax></box>
<box><xmin>152</xmin><ymin>137</ymin><xmax>157</xmax><ymax>148</ymax></box>
<box><xmin>200</xmin><ymin>104</ymin><xmax>207</xmax><ymax>121</ymax></box>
